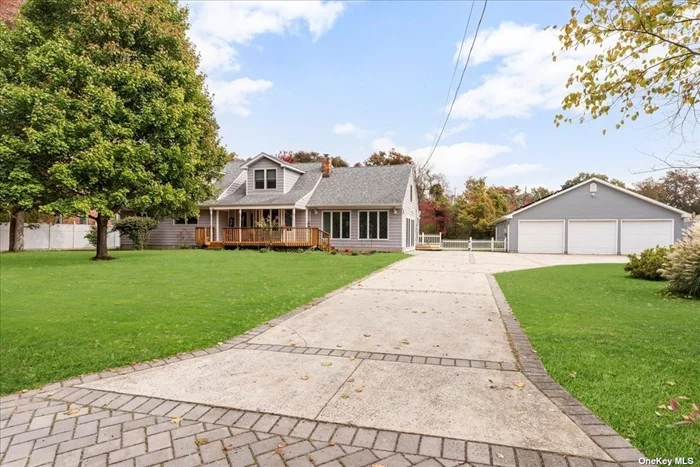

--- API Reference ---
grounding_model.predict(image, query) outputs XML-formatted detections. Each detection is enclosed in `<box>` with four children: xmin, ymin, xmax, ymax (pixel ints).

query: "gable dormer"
<box><xmin>240</xmin><ymin>152</ymin><xmax>305</xmax><ymax>194</ymax></box>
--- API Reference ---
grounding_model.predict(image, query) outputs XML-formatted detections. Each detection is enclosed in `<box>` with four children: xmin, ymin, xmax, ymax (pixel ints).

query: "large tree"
<box><xmin>364</xmin><ymin>150</ymin><xmax>413</xmax><ymax>166</ymax></box>
<box><xmin>277</xmin><ymin>150</ymin><xmax>349</xmax><ymax>168</ymax></box>
<box><xmin>634</xmin><ymin>169</ymin><xmax>700</xmax><ymax>213</ymax></box>
<box><xmin>554</xmin><ymin>0</ymin><xmax>700</xmax><ymax>169</ymax></box>
<box><xmin>452</xmin><ymin>177</ymin><xmax>499</xmax><ymax>238</ymax></box>
<box><xmin>562</xmin><ymin>172</ymin><xmax>627</xmax><ymax>189</ymax></box>
<box><xmin>1</xmin><ymin>0</ymin><xmax>227</xmax><ymax>259</ymax></box>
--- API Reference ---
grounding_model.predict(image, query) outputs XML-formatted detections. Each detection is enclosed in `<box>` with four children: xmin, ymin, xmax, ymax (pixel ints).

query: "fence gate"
<box><xmin>418</xmin><ymin>232</ymin><xmax>506</xmax><ymax>252</ymax></box>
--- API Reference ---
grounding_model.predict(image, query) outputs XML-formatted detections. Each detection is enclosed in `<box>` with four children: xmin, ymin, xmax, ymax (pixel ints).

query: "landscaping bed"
<box><xmin>496</xmin><ymin>264</ymin><xmax>699</xmax><ymax>458</ymax></box>
<box><xmin>0</xmin><ymin>249</ymin><xmax>406</xmax><ymax>395</ymax></box>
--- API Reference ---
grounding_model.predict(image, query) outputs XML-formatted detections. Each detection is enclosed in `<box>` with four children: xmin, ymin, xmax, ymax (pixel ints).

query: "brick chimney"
<box><xmin>321</xmin><ymin>154</ymin><xmax>332</xmax><ymax>178</ymax></box>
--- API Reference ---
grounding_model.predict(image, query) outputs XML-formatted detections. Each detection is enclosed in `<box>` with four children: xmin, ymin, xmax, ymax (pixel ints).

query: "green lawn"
<box><xmin>0</xmin><ymin>249</ymin><xmax>405</xmax><ymax>395</ymax></box>
<box><xmin>496</xmin><ymin>264</ymin><xmax>700</xmax><ymax>458</ymax></box>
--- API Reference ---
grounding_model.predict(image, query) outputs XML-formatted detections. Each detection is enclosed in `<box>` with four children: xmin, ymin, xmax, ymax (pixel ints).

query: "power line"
<box><xmin>427</xmin><ymin>0</ymin><xmax>476</xmax><ymax>155</ymax></box>
<box><xmin>422</xmin><ymin>0</ymin><xmax>488</xmax><ymax>170</ymax></box>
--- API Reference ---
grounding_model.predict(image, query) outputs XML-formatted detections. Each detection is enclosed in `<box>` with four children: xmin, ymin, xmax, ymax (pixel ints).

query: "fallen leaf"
<box><xmin>669</xmin><ymin>398</ymin><xmax>681</xmax><ymax>411</ymax></box>
<box><xmin>658</xmin><ymin>404</ymin><xmax>667</xmax><ymax>409</ymax></box>
<box><xmin>371</xmin><ymin>464</ymin><xmax>385</xmax><ymax>467</ymax></box>
<box><xmin>667</xmin><ymin>381</ymin><xmax>676</xmax><ymax>386</ymax></box>
<box><xmin>64</xmin><ymin>408</ymin><xmax>80</xmax><ymax>415</ymax></box>
<box><xmin>363</xmin><ymin>333</ymin><xmax>371</xmax><ymax>337</ymax></box>
<box><xmin>678</xmin><ymin>396</ymin><xmax>690</xmax><ymax>400</ymax></box>
<box><xmin>347</xmin><ymin>378</ymin><xmax>355</xmax><ymax>383</ymax></box>
<box><xmin>513</xmin><ymin>381</ymin><xmax>526</xmax><ymax>389</ymax></box>
<box><xmin>321</xmin><ymin>362</ymin><xmax>332</xmax><ymax>367</ymax></box>
<box><xmin>655</xmin><ymin>411</ymin><xmax>663</xmax><ymax>417</ymax></box>
<box><xmin>569</xmin><ymin>371</ymin><xmax>577</xmax><ymax>378</ymax></box>
<box><xmin>496</xmin><ymin>453</ymin><xmax>505</xmax><ymax>459</ymax></box>
<box><xmin>341</xmin><ymin>393</ymin><xmax>350</xmax><ymax>399</ymax></box>
<box><xmin>349</xmin><ymin>356</ymin><xmax>356</xmax><ymax>361</ymax></box>
<box><xmin>195</xmin><ymin>437</ymin><xmax>209</xmax><ymax>446</ymax></box>
<box><xmin>301</xmin><ymin>375</ymin><xmax>309</xmax><ymax>381</ymax></box>
<box><xmin>354</xmin><ymin>386</ymin><xmax>363</xmax><ymax>393</ymax></box>
<box><xmin>170</xmin><ymin>417</ymin><xmax>182</xmax><ymax>424</ymax></box>
<box><xmin>400</xmin><ymin>339</ymin><xmax>410</xmax><ymax>345</ymax></box>
<box><xmin>277</xmin><ymin>442</ymin><xmax>288</xmax><ymax>449</ymax></box>
<box><xmin>328</xmin><ymin>441</ymin><xmax>336</xmax><ymax>446</ymax></box>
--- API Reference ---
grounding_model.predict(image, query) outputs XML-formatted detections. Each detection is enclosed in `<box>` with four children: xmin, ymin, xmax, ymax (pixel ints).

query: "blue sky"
<box><xmin>185</xmin><ymin>0</ymin><xmax>680</xmax><ymax>193</ymax></box>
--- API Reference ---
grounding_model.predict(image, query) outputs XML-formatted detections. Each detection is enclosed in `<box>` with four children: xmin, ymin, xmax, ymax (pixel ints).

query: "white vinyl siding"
<box><xmin>620</xmin><ymin>219</ymin><xmax>674</xmax><ymax>254</ymax></box>
<box><xmin>517</xmin><ymin>220</ymin><xmax>565</xmax><ymax>254</ymax></box>
<box><xmin>567</xmin><ymin>220</ymin><xmax>617</xmax><ymax>255</ymax></box>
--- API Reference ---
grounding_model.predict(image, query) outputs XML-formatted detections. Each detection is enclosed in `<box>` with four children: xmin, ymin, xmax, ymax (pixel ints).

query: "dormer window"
<box><xmin>254</xmin><ymin>169</ymin><xmax>277</xmax><ymax>189</ymax></box>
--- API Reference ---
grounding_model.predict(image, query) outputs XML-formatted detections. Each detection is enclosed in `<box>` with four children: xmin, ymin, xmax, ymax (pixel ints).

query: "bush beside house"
<box><xmin>661</xmin><ymin>223</ymin><xmax>700</xmax><ymax>298</ymax></box>
<box><xmin>624</xmin><ymin>246</ymin><xmax>672</xmax><ymax>281</ymax></box>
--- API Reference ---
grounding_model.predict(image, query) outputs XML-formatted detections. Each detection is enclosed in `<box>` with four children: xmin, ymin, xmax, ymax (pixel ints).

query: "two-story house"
<box><xmin>122</xmin><ymin>153</ymin><xmax>419</xmax><ymax>252</ymax></box>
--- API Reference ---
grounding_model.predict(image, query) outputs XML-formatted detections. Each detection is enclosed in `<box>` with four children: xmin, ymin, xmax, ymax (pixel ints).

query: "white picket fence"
<box><xmin>419</xmin><ymin>232</ymin><xmax>506</xmax><ymax>252</ymax></box>
<box><xmin>0</xmin><ymin>223</ymin><xmax>120</xmax><ymax>251</ymax></box>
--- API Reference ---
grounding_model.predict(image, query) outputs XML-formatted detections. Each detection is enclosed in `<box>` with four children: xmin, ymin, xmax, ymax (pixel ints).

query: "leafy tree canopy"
<box><xmin>554</xmin><ymin>0</ymin><xmax>700</xmax><ymax>169</ymax></box>
<box><xmin>364</xmin><ymin>150</ymin><xmax>413</xmax><ymax>166</ymax></box>
<box><xmin>0</xmin><ymin>0</ymin><xmax>227</xmax><ymax>258</ymax></box>
<box><xmin>634</xmin><ymin>169</ymin><xmax>700</xmax><ymax>213</ymax></box>
<box><xmin>277</xmin><ymin>150</ymin><xmax>349</xmax><ymax>167</ymax></box>
<box><xmin>562</xmin><ymin>172</ymin><xmax>627</xmax><ymax>189</ymax></box>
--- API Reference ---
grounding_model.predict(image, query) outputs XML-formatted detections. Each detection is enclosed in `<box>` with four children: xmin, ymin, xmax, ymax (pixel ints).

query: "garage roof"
<box><xmin>494</xmin><ymin>177</ymin><xmax>692</xmax><ymax>223</ymax></box>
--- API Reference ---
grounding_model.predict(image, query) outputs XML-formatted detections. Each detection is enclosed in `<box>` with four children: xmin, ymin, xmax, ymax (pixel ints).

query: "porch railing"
<box><xmin>196</xmin><ymin>227</ymin><xmax>331</xmax><ymax>250</ymax></box>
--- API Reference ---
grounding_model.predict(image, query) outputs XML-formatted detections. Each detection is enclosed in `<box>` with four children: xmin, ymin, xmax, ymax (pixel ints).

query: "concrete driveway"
<box><xmin>73</xmin><ymin>252</ymin><xmax>632</xmax><ymax>464</ymax></box>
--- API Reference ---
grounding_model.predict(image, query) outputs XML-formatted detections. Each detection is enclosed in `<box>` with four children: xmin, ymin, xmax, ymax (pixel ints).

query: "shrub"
<box><xmin>330</xmin><ymin>250</ymin><xmax>338</xmax><ymax>255</ymax></box>
<box><xmin>660</xmin><ymin>223</ymin><xmax>700</xmax><ymax>298</ymax></box>
<box><xmin>351</xmin><ymin>251</ymin><xmax>359</xmax><ymax>256</ymax></box>
<box><xmin>111</xmin><ymin>216</ymin><xmax>159</xmax><ymax>250</ymax></box>
<box><xmin>85</xmin><ymin>226</ymin><xmax>98</xmax><ymax>246</ymax></box>
<box><xmin>259</xmin><ymin>248</ymin><xmax>269</xmax><ymax>253</ymax></box>
<box><xmin>624</xmin><ymin>246</ymin><xmax>672</xmax><ymax>281</ymax></box>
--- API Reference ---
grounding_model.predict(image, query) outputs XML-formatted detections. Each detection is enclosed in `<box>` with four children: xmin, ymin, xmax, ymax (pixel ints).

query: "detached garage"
<box><xmin>495</xmin><ymin>178</ymin><xmax>691</xmax><ymax>255</ymax></box>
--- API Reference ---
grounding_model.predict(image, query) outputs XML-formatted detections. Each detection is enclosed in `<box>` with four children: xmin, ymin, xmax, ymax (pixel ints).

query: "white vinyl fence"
<box><xmin>0</xmin><ymin>223</ymin><xmax>120</xmax><ymax>251</ymax></box>
<box><xmin>419</xmin><ymin>232</ymin><xmax>506</xmax><ymax>252</ymax></box>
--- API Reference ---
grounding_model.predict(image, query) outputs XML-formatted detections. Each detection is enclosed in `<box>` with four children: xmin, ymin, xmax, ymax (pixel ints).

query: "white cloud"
<box><xmin>483</xmin><ymin>163</ymin><xmax>547</xmax><ymax>178</ymax></box>
<box><xmin>424</xmin><ymin>121</ymin><xmax>473</xmax><ymax>141</ymax></box>
<box><xmin>505</xmin><ymin>130</ymin><xmax>527</xmax><ymax>148</ymax></box>
<box><xmin>371</xmin><ymin>137</ymin><xmax>408</xmax><ymax>155</ymax></box>
<box><xmin>451</xmin><ymin>22</ymin><xmax>599</xmax><ymax>121</ymax></box>
<box><xmin>333</xmin><ymin>123</ymin><xmax>367</xmax><ymax>137</ymax></box>
<box><xmin>187</xmin><ymin>1</ymin><xmax>345</xmax><ymax>74</ymax></box>
<box><xmin>412</xmin><ymin>142</ymin><xmax>512</xmax><ymax>189</ymax></box>
<box><xmin>207</xmin><ymin>78</ymin><xmax>274</xmax><ymax>116</ymax></box>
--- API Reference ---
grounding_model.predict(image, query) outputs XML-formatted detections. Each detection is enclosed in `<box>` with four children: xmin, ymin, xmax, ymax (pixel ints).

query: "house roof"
<box><xmin>239</xmin><ymin>152</ymin><xmax>305</xmax><ymax>174</ymax></box>
<box><xmin>307</xmin><ymin>164</ymin><xmax>413</xmax><ymax>207</ymax></box>
<box><xmin>212</xmin><ymin>162</ymin><xmax>321</xmax><ymax>207</ymax></box>
<box><xmin>494</xmin><ymin>177</ymin><xmax>692</xmax><ymax>223</ymax></box>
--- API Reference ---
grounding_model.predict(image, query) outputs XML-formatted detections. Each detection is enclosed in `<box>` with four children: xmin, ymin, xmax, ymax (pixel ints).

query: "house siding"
<box><xmin>283</xmin><ymin>168</ymin><xmax>301</xmax><ymax>194</ymax></box>
<box><xmin>505</xmin><ymin>182</ymin><xmax>684</xmax><ymax>254</ymax></box>
<box><xmin>308</xmin><ymin>209</ymin><xmax>404</xmax><ymax>251</ymax></box>
<box><xmin>246</xmin><ymin>158</ymin><xmax>285</xmax><ymax>194</ymax></box>
<box><xmin>121</xmin><ymin>208</ymin><xmax>212</xmax><ymax>248</ymax></box>
<box><xmin>401</xmin><ymin>169</ymin><xmax>419</xmax><ymax>251</ymax></box>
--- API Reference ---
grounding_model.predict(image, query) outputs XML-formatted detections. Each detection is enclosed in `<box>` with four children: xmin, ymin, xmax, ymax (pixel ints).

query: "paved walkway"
<box><xmin>0</xmin><ymin>252</ymin><xmax>640</xmax><ymax>467</ymax></box>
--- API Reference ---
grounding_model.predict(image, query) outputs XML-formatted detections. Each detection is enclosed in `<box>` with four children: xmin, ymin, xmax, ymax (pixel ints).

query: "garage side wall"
<box><xmin>509</xmin><ymin>182</ymin><xmax>684</xmax><ymax>254</ymax></box>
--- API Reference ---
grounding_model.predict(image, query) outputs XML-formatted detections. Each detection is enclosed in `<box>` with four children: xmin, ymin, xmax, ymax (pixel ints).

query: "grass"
<box><xmin>496</xmin><ymin>264</ymin><xmax>700</xmax><ymax>458</ymax></box>
<box><xmin>0</xmin><ymin>249</ymin><xmax>406</xmax><ymax>395</ymax></box>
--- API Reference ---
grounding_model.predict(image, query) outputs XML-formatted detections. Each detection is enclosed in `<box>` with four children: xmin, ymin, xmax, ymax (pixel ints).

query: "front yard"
<box><xmin>496</xmin><ymin>264</ymin><xmax>700</xmax><ymax>458</ymax></box>
<box><xmin>0</xmin><ymin>249</ymin><xmax>405</xmax><ymax>395</ymax></box>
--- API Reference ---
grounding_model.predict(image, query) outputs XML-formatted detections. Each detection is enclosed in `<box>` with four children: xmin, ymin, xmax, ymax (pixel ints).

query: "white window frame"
<box><xmin>358</xmin><ymin>210</ymin><xmax>389</xmax><ymax>240</ymax></box>
<box><xmin>173</xmin><ymin>217</ymin><xmax>199</xmax><ymax>225</ymax></box>
<box><xmin>323</xmin><ymin>211</ymin><xmax>351</xmax><ymax>239</ymax></box>
<box><xmin>254</xmin><ymin>169</ymin><xmax>277</xmax><ymax>190</ymax></box>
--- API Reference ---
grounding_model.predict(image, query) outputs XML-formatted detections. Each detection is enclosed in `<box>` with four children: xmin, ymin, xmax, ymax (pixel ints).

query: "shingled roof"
<box><xmin>307</xmin><ymin>164</ymin><xmax>413</xmax><ymax>207</ymax></box>
<box><xmin>1</xmin><ymin>0</ymin><xmax>24</xmax><ymax>27</ymax></box>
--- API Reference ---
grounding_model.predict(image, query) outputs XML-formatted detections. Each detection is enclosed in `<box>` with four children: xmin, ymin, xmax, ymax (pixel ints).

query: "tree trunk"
<box><xmin>94</xmin><ymin>213</ymin><xmax>111</xmax><ymax>260</ymax></box>
<box><xmin>8</xmin><ymin>211</ymin><xmax>25</xmax><ymax>252</ymax></box>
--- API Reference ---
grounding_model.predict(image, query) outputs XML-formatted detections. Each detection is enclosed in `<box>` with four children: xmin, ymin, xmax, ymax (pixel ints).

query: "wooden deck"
<box><xmin>195</xmin><ymin>227</ymin><xmax>331</xmax><ymax>251</ymax></box>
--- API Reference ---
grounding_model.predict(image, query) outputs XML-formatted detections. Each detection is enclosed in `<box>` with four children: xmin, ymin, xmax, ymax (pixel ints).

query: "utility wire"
<box><xmin>427</xmin><ymin>0</ymin><xmax>476</xmax><ymax>155</ymax></box>
<box><xmin>422</xmin><ymin>0</ymin><xmax>489</xmax><ymax>170</ymax></box>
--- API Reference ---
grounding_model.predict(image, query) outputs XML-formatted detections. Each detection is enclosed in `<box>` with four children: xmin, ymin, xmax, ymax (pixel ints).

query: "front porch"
<box><xmin>195</xmin><ymin>227</ymin><xmax>330</xmax><ymax>250</ymax></box>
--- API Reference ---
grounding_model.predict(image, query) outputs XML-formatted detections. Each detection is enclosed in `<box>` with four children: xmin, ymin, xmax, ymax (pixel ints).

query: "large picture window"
<box><xmin>254</xmin><ymin>169</ymin><xmax>277</xmax><ymax>189</ymax></box>
<box><xmin>323</xmin><ymin>211</ymin><xmax>350</xmax><ymax>239</ymax></box>
<box><xmin>359</xmin><ymin>211</ymin><xmax>388</xmax><ymax>240</ymax></box>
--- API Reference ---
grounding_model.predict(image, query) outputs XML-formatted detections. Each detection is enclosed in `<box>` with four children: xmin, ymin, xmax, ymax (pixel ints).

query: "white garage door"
<box><xmin>518</xmin><ymin>220</ymin><xmax>564</xmax><ymax>254</ymax></box>
<box><xmin>568</xmin><ymin>220</ymin><xmax>617</xmax><ymax>255</ymax></box>
<box><xmin>621</xmin><ymin>220</ymin><xmax>674</xmax><ymax>254</ymax></box>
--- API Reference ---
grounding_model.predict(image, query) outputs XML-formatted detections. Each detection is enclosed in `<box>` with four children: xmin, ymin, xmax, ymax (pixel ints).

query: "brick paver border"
<box><xmin>1</xmin><ymin>258</ymin><xmax>647</xmax><ymax>466</ymax></box>
<box><xmin>486</xmin><ymin>275</ymin><xmax>645</xmax><ymax>465</ymax></box>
